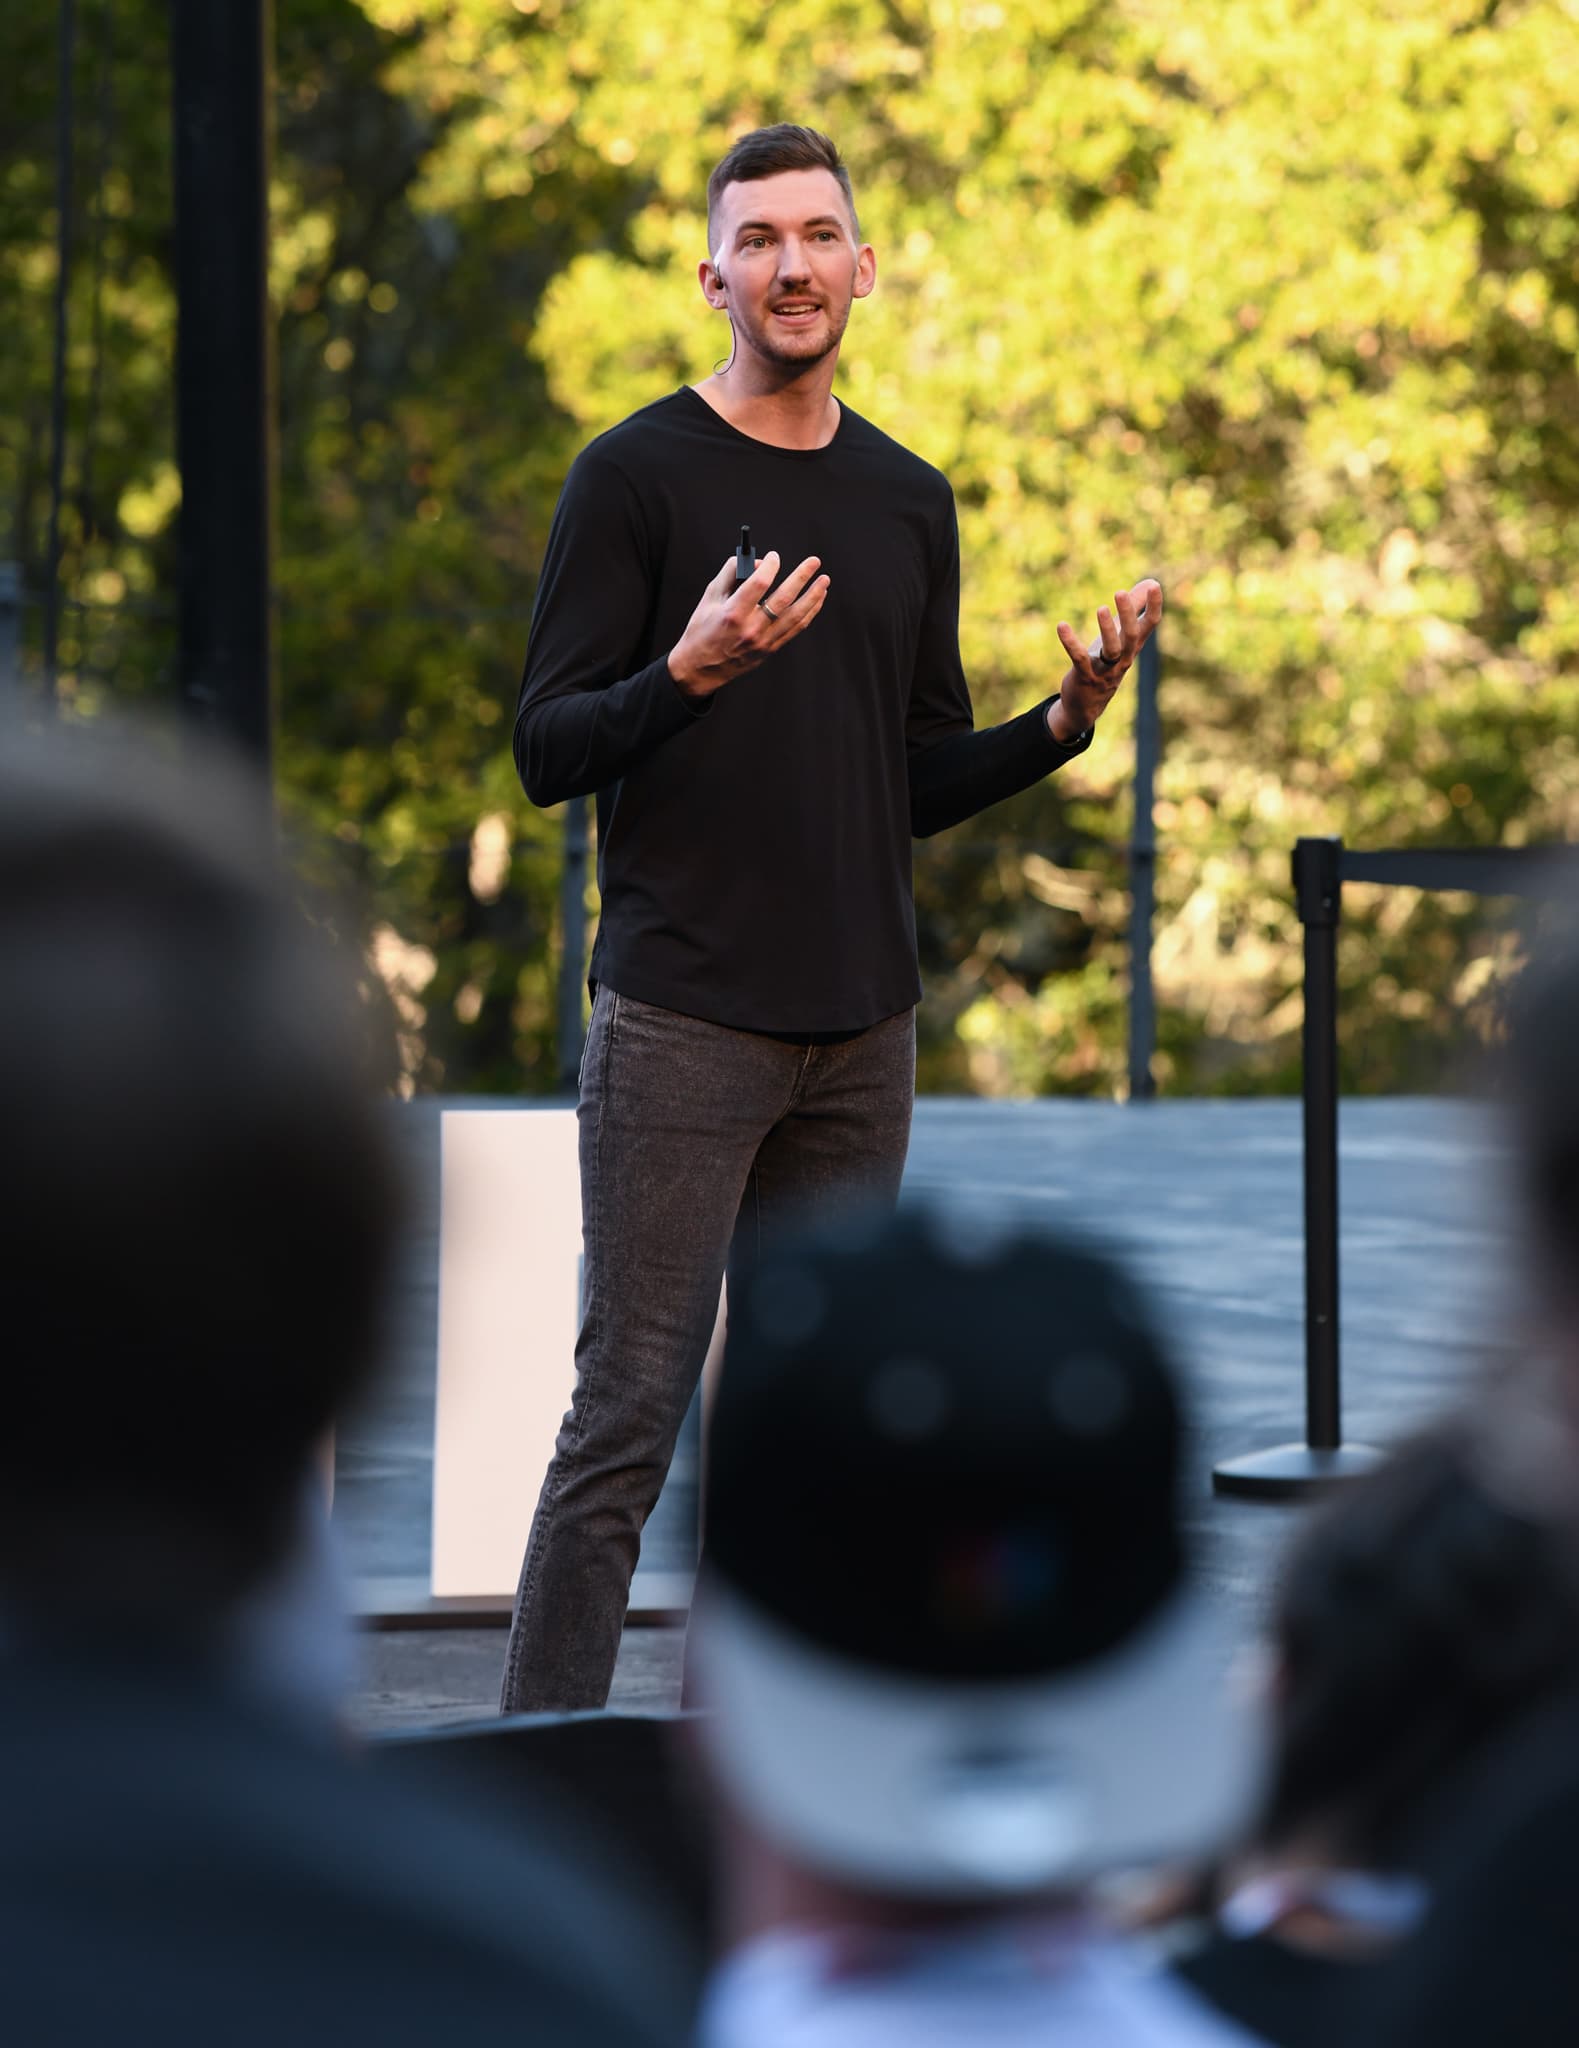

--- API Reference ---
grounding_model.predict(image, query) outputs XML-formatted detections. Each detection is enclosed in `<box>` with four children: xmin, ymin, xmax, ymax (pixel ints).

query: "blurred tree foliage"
<box><xmin>4</xmin><ymin>0</ymin><xmax>1576</xmax><ymax>1096</ymax></box>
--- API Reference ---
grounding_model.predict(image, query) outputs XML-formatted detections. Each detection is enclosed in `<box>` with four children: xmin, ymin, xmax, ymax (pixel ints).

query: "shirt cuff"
<box><xmin>663</xmin><ymin>658</ymin><xmax>715</xmax><ymax>720</ymax></box>
<box><xmin>1039</xmin><ymin>698</ymin><xmax>1094</xmax><ymax>757</ymax></box>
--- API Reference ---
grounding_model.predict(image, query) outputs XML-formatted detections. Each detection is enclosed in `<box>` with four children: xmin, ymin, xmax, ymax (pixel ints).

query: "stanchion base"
<box><xmin>1212</xmin><ymin>1442</ymin><xmax>1384</xmax><ymax>1500</ymax></box>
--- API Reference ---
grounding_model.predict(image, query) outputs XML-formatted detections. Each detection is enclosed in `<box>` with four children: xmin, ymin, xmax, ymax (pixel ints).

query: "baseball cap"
<box><xmin>690</xmin><ymin>1207</ymin><xmax>1259</xmax><ymax>1898</ymax></box>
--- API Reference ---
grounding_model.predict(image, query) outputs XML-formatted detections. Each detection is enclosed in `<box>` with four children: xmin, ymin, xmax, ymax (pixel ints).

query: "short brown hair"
<box><xmin>706</xmin><ymin>124</ymin><xmax>859</xmax><ymax>249</ymax></box>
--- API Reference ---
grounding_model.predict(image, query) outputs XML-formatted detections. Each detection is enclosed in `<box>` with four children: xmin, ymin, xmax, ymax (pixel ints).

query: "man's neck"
<box><xmin>691</xmin><ymin>357</ymin><xmax>842</xmax><ymax>451</ymax></box>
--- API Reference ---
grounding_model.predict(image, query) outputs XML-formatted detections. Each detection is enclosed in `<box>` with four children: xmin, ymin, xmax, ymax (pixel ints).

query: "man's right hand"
<box><xmin>667</xmin><ymin>549</ymin><xmax>830</xmax><ymax>701</ymax></box>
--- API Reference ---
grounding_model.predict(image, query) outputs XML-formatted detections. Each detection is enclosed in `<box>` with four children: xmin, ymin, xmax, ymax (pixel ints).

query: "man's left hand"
<box><xmin>1048</xmin><ymin>579</ymin><xmax>1164</xmax><ymax>743</ymax></box>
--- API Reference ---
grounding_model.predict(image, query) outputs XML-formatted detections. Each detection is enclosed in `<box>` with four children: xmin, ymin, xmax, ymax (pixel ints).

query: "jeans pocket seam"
<box><xmin>565</xmin><ymin>989</ymin><xmax>618</xmax><ymax>1461</ymax></box>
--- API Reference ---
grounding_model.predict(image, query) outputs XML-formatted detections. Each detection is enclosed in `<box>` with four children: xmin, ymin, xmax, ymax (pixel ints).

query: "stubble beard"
<box><xmin>742</xmin><ymin>295</ymin><xmax>854</xmax><ymax>372</ymax></box>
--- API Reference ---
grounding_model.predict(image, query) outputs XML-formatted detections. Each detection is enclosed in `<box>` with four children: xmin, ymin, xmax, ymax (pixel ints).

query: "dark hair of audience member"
<box><xmin>1503</xmin><ymin>904</ymin><xmax>1579</xmax><ymax>1320</ymax></box>
<box><xmin>0</xmin><ymin>717</ymin><xmax>401</xmax><ymax>1621</ymax></box>
<box><xmin>1254</xmin><ymin>1425</ymin><xmax>1579</xmax><ymax>1872</ymax></box>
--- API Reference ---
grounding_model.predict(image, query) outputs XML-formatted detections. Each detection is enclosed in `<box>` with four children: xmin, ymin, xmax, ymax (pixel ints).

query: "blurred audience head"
<box><xmin>1504</xmin><ymin>901</ymin><xmax>1579</xmax><ymax>1340</ymax></box>
<box><xmin>690</xmin><ymin>1207</ymin><xmax>1256</xmax><ymax>1913</ymax></box>
<box><xmin>1252</xmin><ymin>1424</ymin><xmax>1579</xmax><ymax>1876</ymax></box>
<box><xmin>0</xmin><ymin>714</ymin><xmax>400</xmax><ymax>1622</ymax></box>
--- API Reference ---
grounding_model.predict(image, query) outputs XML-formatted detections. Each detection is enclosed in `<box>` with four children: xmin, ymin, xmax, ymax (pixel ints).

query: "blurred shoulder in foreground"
<box><xmin>1344</xmin><ymin>902</ymin><xmax>1579</xmax><ymax>2048</ymax></box>
<box><xmin>0</xmin><ymin>712</ymin><xmax>687</xmax><ymax>2047</ymax></box>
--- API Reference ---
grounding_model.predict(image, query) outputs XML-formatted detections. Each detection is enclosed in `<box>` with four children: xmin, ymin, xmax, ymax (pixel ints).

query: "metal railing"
<box><xmin>1213</xmin><ymin>834</ymin><xmax>1579</xmax><ymax>1499</ymax></box>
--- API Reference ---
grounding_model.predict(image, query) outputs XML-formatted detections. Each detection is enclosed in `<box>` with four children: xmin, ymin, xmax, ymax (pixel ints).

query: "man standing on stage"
<box><xmin>501</xmin><ymin>124</ymin><xmax>1161</xmax><ymax>1714</ymax></box>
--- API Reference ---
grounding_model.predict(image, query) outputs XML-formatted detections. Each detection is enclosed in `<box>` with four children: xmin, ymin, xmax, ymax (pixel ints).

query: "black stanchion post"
<box><xmin>1212</xmin><ymin>835</ymin><xmax>1381</xmax><ymax>1499</ymax></box>
<box><xmin>1127</xmin><ymin>633</ymin><xmax>1160</xmax><ymax>1102</ymax></box>
<box><xmin>1298</xmin><ymin>835</ymin><xmax>1342</xmax><ymax>1451</ymax></box>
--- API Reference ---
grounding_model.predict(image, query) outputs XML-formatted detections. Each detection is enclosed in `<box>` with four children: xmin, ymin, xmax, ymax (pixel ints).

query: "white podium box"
<box><xmin>432</xmin><ymin>1109</ymin><xmax>583</xmax><ymax>1599</ymax></box>
<box><xmin>431</xmin><ymin>1108</ymin><xmax>718</xmax><ymax>1608</ymax></box>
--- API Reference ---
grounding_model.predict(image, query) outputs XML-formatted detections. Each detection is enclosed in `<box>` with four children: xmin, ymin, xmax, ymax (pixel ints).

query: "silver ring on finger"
<box><xmin>758</xmin><ymin>597</ymin><xmax>781</xmax><ymax>623</ymax></box>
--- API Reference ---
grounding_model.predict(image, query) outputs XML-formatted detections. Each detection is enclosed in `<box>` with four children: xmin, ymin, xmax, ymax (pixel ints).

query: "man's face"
<box><xmin>703</xmin><ymin>167</ymin><xmax>876</xmax><ymax>370</ymax></box>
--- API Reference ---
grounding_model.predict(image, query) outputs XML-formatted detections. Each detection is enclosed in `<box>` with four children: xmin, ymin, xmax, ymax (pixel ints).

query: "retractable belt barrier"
<box><xmin>1212</xmin><ymin>835</ymin><xmax>1579</xmax><ymax>1500</ymax></box>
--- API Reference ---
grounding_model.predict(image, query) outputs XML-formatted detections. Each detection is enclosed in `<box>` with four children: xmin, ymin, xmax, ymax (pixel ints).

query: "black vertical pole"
<box><xmin>0</xmin><ymin>565</ymin><xmax>22</xmax><ymax>694</ymax></box>
<box><xmin>1127</xmin><ymin>632</ymin><xmax>1160</xmax><ymax>1101</ymax></box>
<box><xmin>170</xmin><ymin>0</ymin><xmax>275</xmax><ymax>771</ymax></box>
<box><xmin>42</xmin><ymin>0</ymin><xmax>77</xmax><ymax>704</ymax></box>
<box><xmin>557</xmin><ymin>794</ymin><xmax>590</xmax><ymax>1090</ymax></box>
<box><xmin>1212</xmin><ymin>833</ymin><xmax>1379</xmax><ymax>1497</ymax></box>
<box><xmin>1294</xmin><ymin>836</ymin><xmax>1342</xmax><ymax>1451</ymax></box>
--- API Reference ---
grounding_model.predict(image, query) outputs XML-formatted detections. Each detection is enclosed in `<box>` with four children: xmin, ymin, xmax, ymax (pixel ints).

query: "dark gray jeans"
<box><xmin>499</xmin><ymin>987</ymin><xmax>915</xmax><ymax>1713</ymax></box>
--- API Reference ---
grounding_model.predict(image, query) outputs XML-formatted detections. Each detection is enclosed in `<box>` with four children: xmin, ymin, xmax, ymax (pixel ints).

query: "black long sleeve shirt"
<box><xmin>514</xmin><ymin>387</ymin><xmax>1090</xmax><ymax>1033</ymax></box>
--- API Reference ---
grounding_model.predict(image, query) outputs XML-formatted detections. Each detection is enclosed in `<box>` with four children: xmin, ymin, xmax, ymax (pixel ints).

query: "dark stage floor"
<box><xmin>336</xmin><ymin>1095</ymin><xmax>1512</xmax><ymax>1732</ymax></box>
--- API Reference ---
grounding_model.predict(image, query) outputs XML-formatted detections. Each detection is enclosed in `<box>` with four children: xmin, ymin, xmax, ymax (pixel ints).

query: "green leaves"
<box><xmin>10</xmin><ymin>0</ymin><xmax>1577</xmax><ymax>1095</ymax></box>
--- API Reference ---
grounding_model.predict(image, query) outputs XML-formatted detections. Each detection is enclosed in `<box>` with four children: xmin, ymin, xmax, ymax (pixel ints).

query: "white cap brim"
<box><xmin>690</xmin><ymin>1577</ymin><xmax>1262</xmax><ymax>1898</ymax></box>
